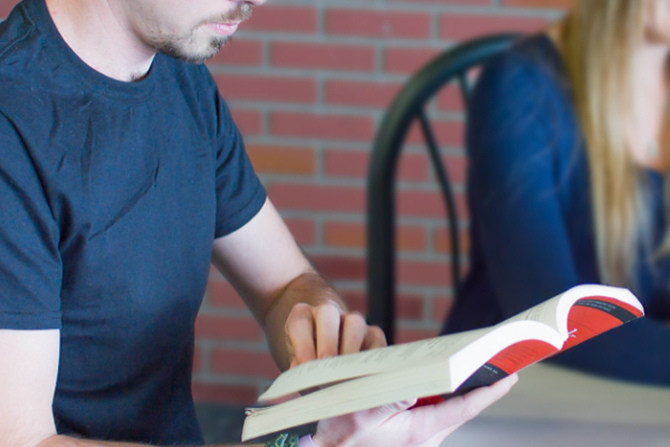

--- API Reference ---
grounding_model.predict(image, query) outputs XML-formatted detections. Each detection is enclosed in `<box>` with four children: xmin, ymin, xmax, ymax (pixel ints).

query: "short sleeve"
<box><xmin>0</xmin><ymin>113</ymin><xmax>62</xmax><ymax>329</ymax></box>
<box><xmin>212</xmin><ymin>96</ymin><xmax>266</xmax><ymax>238</ymax></box>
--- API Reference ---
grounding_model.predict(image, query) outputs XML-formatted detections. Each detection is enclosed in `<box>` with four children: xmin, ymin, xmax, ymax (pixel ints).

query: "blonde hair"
<box><xmin>558</xmin><ymin>0</ymin><xmax>653</xmax><ymax>286</ymax></box>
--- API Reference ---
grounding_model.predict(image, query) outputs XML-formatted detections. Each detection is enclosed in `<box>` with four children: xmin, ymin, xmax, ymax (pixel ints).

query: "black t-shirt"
<box><xmin>0</xmin><ymin>0</ymin><xmax>266</xmax><ymax>444</ymax></box>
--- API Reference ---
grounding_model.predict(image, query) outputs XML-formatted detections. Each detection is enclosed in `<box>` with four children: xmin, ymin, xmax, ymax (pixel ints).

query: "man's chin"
<box><xmin>157</xmin><ymin>37</ymin><xmax>230</xmax><ymax>64</ymax></box>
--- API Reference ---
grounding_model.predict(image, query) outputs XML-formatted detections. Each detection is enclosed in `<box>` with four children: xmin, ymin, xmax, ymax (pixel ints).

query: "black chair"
<box><xmin>366</xmin><ymin>33</ymin><xmax>520</xmax><ymax>344</ymax></box>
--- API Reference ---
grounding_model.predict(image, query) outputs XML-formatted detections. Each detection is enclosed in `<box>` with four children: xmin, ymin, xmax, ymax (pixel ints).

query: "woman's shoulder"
<box><xmin>468</xmin><ymin>33</ymin><xmax>574</xmax><ymax>122</ymax></box>
<box><xmin>478</xmin><ymin>33</ymin><xmax>567</xmax><ymax>95</ymax></box>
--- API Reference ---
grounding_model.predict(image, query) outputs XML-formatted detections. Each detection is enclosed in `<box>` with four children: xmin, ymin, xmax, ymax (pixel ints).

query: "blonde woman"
<box><xmin>443</xmin><ymin>0</ymin><xmax>670</xmax><ymax>384</ymax></box>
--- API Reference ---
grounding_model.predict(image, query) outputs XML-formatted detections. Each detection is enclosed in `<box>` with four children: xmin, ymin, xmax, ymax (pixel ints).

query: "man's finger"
<box><xmin>450</xmin><ymin>373</ymin><xmax>518</xmax><ymax>422</ymax></box>
<box><xmin>339</xmin><ymin>312</ymin><xmax>367</xmax><ymax>355</ymax></box>
<box><xmin>285</xmin><ymin>303</ymin><xmax>317</xmax><ymax>367</ymax></box>
<box><xmin>313</xmin><ymin>301</ymin><xmax>342</xmax><ymax>359</ymax></box>
<box><xmin>361</xmin><ymin>325</ymin><xmax>387</xmax><ymax>350</ymax></box>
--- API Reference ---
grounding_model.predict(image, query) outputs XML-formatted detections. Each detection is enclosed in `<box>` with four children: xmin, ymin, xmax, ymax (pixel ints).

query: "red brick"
<box><xmin>242</xmin><ymin>4</ymin><xmax>318</xmax><ymax>33</ymax></box>
<box><xmin>193</xmin><ymin>345</ymin><xmax>204</xmax><ymax>373</ymax></box>
<box><xmin>271</xmin><ymin>42</ymin><xmax>376</xmax><ymax>72</ymax></box>
<box><xmin>440</xmin><ymin>14</ymin><xmax>548</xmax><ymax>41</ymax></box>
<box><xmin>246</xmin><ymin>144</ymin><xmax>316</xmax><ymax>175</ymax></box>
<box><xmin>326</xmin><ymin>9</ymin><xmax>432</xmax><ymax>39</ymax></box>
<box><xmin>268</xmin><ymin>183</ymin><xmax>365</xmax><ymax>213</ymax></box>
<box><xmin>325</xmin><ymin>149</ymin><xmax>430</xmax><ymax>182</ymax></box>
<box><xmin>434</xmin><ymin>227</ymin><xmax>471</xmax><ymax>257</ymax></box>
<box><xmin>191</xmin><ymin>382</ymin><xmax>259</xmax><ymax>405</ymax></box>
<box><xmin>0</xmin><ymin>0</ymin><xmax>18</xmax><ymax>18</ymax></box>
<box><xmin>270</xmin><ymin>111</ymin><xmax>376</xmax><ymax>142</ymax></box>
<box><xmin>339</xmin><ymin>290</ymin><xmax>425</xmax><ymax>320</ymax></box>
<box><xmin>210</xmin><ymin>348</ymin><xmax>280</xmax><ymax>379</ymax></box>
<box><xmin>397</xmin><ymin>259</ymin><xmax>452</xmax><ymax>287</ymax></box>
<box><xmin>436</xmin><ymin>84</ymin><xmax>465</xmax><ymax>113</ymax></box>
<box><xmin>384</xmin><ymin>47</ymin><xmax>443</xmax><ymax>75</ymax></box>
<box><xmin>324</xmin><ymin>150</ymin><xmax>369</xmax><ymax>180</ymax></box>
<box><xmin>324</xmin><ymin>221</ymin><xmax>427</xmax><ymax>252</ymax></box>
<box><xmin>310</xmin><ymin>255</ymin><xmax>366</xmax><ymax>282</ymax></box>
<box><xmin>397</xmin><ymin>189</ymin><xmax>467</xmax><ymax>219</ymax></box>
<box><xmin>325</xmin><ymin>79</ymin><xmax>403</xmax><ymax>108</ymax></box>
<box><xmin>502</xmin><ymin>0</ymin><xmax>573</xmax><ymax>8</ymax></box>
<box><xmin>439</xmin><ymin>152</ymin><xmax>468</xmax><ymax>186</ymax></box>
<box><xmin>214</xmin><ymin>74</ymin><xmax>316</xmax><ymax>104</ymax></box>
<box><xmin>397</xmin><ymin>226</ymin><xmax>428</xmax><ymax>252</ymax></box>
<box><xmin>405</xmin><ymin>119</ymin><xmax>464</xmax><ymax>148</ymax></box>
<box><xmin>284</xmin><ymin>218</ymin><xmax>317</xmax><ymax>246</ymax></box>
<box><xmin>229</xmin><ymin>108</ymin><xmax>263</xmax><ymax>136</ymax></box>
<box><xmin>206</xmin><ymin>39</ymin><xmax>263</xmax><ymax>66</ymax></box>
<box><xmin>338</xmin><ymin>289</ymin><xmax>367</xmax><ymax>314</ymax></box>
<box><xmin>397</xmin><ymin>293</ymin><xmax>425</xmax><ymax>320</ymax></box>
<box><xmin>323</xmin><ymin>221</ymin><xmax>365</xmax><ymax>249</ymax></box>
<box><xmin>206</xmin><ymin>280</ymin><xmax>246</xmax><ymax>309</ymax></box>
<box><xmin>396</xmin><ymin>327</ymin><xmax>437</xmax><ymax>344</ymax></box>
<box><xmin>194</xmin><ymin>314</ymin><xmax>262</xmax><ymax>342</ymax></box>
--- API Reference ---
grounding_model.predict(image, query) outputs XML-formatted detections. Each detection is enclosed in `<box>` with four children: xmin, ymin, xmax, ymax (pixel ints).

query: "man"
<box><xmin>0</xmin><ymin>0</ymin><xmax>517</xmax><ymax>446</ymax></box>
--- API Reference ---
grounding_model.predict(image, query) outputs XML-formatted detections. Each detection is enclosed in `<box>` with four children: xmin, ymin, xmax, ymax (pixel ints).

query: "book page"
<box><xmin>258</xmin><ymin>327</ymin><xmax>490</xmax><ymax>402</ymax></box>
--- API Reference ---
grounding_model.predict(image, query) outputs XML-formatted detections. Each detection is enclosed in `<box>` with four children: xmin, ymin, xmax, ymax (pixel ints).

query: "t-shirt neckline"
<box><xmin>22</xmin><ymin>0</ymin><xmax>157</xmax><ymax>100</ymax></box>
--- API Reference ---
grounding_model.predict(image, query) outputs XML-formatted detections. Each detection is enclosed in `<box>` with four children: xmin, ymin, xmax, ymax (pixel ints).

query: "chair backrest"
<box><xmin>366</xmin><ymin>33</ymin><xmax>521</xmax><ymax>344</ymax></box>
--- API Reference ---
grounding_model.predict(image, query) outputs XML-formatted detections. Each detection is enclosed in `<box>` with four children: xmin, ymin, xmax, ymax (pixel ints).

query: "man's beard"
<box><xmin>156</xmin><ymin>35</ymin><xmax>231</xmax><ymax>64</ymax></box>
<box><xmin>148</xmin><ymin>3</ymin><xmax>252</xmax><ymax>64</ymax></box>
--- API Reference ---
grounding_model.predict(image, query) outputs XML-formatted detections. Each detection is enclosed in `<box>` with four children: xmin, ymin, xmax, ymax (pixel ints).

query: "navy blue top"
<box><xmin>0</xmin><ymin>0</ymin><xmax>266</xmax><ymax>444</ymax></box>
<box><xmin>442</xmin><ymin>34</ymin><xmax>670</xmax><ymax>385</ymax></box>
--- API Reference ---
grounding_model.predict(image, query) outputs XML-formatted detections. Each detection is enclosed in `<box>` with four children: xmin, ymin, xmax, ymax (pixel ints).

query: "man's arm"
<box><xmin>0</xmin><ymin>330</ymin><xmax>59</xmax><ymax>447</ymax></box>
<box><xmin>211</xmin><ymin>198</ymin><xmax>385</xmax><ymax>370</ymax></box>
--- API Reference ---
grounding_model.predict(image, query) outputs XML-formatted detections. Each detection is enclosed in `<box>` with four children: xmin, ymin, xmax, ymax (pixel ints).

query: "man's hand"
<box><xmin>285</xmin><ymin>300</ymin><xmax>386</xmax><ymax>368</ymax></box>
<box><xmin>312</xmin><ymin>373</ymin><xmax>519</xmax><ymax>447</ymax></box>
<box><xmin>211</xmin><ymin>199</ymin><xmax>385</xmax><ymax>371</ymax></box>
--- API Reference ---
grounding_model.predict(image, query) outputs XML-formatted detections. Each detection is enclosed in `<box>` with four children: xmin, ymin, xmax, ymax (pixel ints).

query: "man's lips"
<box><xmin>207</xmin><ymin>21</ymin><xmax>241</xmax><ymax>36</ymax></box>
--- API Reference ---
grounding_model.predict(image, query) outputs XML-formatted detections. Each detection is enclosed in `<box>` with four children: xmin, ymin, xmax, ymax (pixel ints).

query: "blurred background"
<box><xmin>0</xmin><ymin>0</ymin><xmax>572</xmax><ymax>441</ymax></box>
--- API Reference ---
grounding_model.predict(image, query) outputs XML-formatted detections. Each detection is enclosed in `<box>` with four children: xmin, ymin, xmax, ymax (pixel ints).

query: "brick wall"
<box><xmin>1</xmin><ymin>0</ymin><xmax>572</xmax><ymax>405</ymax></box>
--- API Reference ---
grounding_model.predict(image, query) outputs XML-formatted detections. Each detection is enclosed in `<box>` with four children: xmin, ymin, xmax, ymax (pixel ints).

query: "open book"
<box><xmin>242</xmin><ymin>284</ymin><xmax>644</xmax><ymax>441</ymax></box>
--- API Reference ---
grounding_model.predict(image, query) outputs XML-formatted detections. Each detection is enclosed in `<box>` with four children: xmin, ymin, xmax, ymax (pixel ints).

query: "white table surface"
<box><xmin>442</xmin><ymin>363</ymin><xmax>670</xmax><ymax>446</ymax></box>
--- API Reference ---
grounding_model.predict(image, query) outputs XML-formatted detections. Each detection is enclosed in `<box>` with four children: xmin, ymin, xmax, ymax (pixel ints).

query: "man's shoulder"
<box><xmin>0</xmin><ymin>2</ymin><xmax>52</xmax><ymax>99</ymax></box>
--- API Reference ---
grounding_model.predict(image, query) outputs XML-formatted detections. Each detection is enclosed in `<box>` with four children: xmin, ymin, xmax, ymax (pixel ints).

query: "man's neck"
<box><xmin>45</xmin><ymin>0</ymin><xmax>156</xmax><ymax>82</ymax></box>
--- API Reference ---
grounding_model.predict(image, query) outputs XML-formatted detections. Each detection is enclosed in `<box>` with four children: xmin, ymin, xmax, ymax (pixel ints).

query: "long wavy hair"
<box><xmin>557</xmin><ymin>0</ymin><xmax>661</xmax><ymax>286</ymax></box>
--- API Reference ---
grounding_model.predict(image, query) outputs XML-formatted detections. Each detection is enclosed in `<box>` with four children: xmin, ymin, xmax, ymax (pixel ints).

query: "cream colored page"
<box><xmin>501</xmin><ymin>293</ymin><xmax>563</xmax><ymax>331</ymax></box>
<box><xmin>258</xmin><ymin>326</ymin><xmax>491</xmax><ymax>401</ymax></box>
